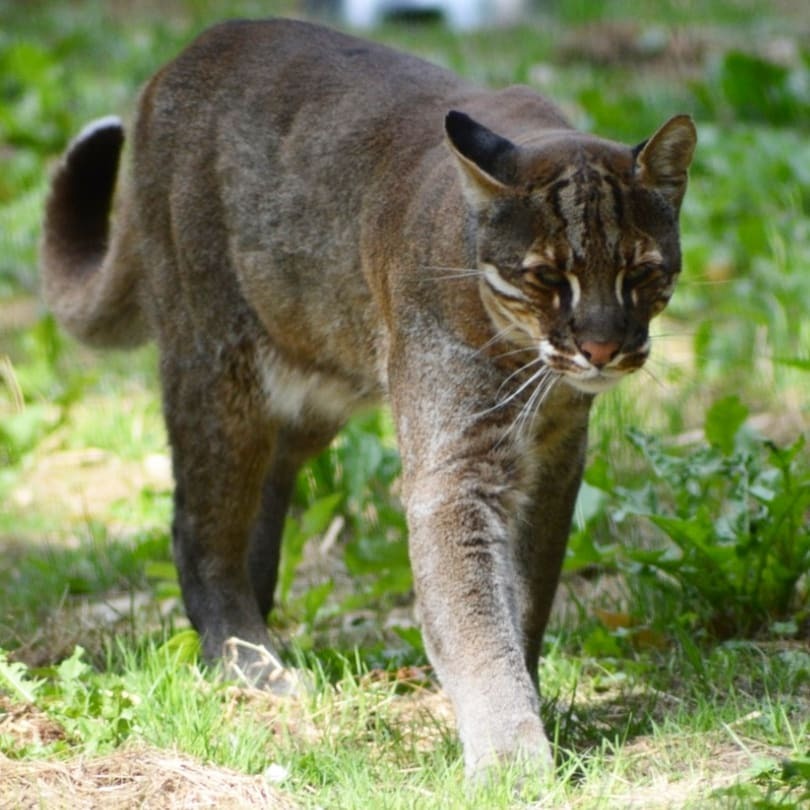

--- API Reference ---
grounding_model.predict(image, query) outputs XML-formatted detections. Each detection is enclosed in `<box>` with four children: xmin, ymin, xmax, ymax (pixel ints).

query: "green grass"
<box><xmin>1</xmin><ymin>0</ymin><xmax>809</xmax><ymax>806</ymax></box>
<box><xmin>1</xmin><ymin>636</ymin><xmax>807</xmax><ymax>807</ymax></box>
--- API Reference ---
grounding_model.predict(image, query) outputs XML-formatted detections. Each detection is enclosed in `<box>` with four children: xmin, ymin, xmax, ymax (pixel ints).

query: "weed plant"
<box><xmin>580</xmin><ymin>396</ymin><xmax>810</xmax><ymax>640</ymax></box>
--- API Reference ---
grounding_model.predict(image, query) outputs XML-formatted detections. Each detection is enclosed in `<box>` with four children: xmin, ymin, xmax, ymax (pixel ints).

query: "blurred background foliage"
<box><xmin>0</xmin><ymin>0</ymin><xmax>808</xmax><ymax>660</ymax></box>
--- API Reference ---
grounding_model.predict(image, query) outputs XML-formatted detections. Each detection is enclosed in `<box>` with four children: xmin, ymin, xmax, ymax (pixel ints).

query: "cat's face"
<box><xmin>475</xmin><ymin>143</ymin><xmax>682</xmax><ymax>394</ymax></box>
<box><xmin>445</xmin><ymin>112</ymin><xmax>696</xmax><ymax>395</ymax></box>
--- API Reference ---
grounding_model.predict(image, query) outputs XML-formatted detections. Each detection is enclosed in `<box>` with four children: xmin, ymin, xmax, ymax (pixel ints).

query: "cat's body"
<box><xmin>42</xmin><ymin>19</ymin><xmax>695</xmax><ymax>778</ymax></box>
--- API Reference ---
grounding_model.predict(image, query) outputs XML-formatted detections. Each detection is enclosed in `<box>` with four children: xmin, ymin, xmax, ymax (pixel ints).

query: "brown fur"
<box><xmin>41</xmin><ymin>19</ymin><xmax>695</xmax><ymax>778</ymax></box>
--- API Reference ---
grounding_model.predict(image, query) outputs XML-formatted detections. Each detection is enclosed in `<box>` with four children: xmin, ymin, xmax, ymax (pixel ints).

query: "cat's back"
<box><xmin>143</xmin><ymin>18</ymin><xmax>471</xmax><ymax>122</ymax></box>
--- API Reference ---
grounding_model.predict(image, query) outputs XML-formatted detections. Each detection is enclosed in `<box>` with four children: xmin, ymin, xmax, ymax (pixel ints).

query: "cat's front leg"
<box><xmin>403</xmin><ymin>456</ymin><xmax>553</xmax><ymax>777</ymax></box>
<box><xmin>392</xmin><ymin>348</ymin><xmax>556</xmax><ymax>779</ymax></box>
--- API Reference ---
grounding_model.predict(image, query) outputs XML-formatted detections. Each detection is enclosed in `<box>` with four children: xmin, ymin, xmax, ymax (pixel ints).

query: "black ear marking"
<box><xmin>445</xmin><ymin>111</ymin><xmax>517</xmax><ymax>186</ymax></box>
<box><xmin>631</xmin><ymin>138</ymin><xmax>649</xmax><ymax>161</ymax></box>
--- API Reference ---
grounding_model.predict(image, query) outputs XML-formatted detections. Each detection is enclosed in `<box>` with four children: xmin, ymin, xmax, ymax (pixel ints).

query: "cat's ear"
<box><xmin>634</xmin><ymin>114</ymin><xmax>697</xmax><ymax>210</ymax></box>
<box><xmin>445</xmin><ymin>111</ymin><xmax>517</xmax><ymax>207</ymax></box>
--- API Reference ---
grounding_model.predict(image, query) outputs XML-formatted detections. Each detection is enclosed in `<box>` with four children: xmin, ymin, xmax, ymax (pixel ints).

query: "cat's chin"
<box><xmin>561</xmin><ymin>372</ymin><xmax>625</xmax><ymax>395</ymax></box>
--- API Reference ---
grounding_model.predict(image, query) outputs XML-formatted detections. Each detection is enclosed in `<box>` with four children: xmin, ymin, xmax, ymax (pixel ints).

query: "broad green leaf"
<box><xmin>704</xmin><ymin>395</ymin><xmax>748</xmax><ymax>454</ymax></box>
<box><xmin>648</xmin><ymin>515</ymin><xmax>710</xmax><ymax>546</ymax></box>
<box><xmin>345</xmin><ymin>532</ymin><xmax>410</xmax><ymax>575</ymax></box>
<box><xmin>581</xmin><ymin>624</ymin><xmax>623</xmax><ymax>659</ymax></box>
<box><xmin>57</xmin><ymin>646</ymin><xmax>90</xmax><ymax>684</ymax></box>
<box><xmin>300</xmin><ymin>492</ymin><xmax>343</xmax><ymax>538</ymax></box>
<box><xmin>391</xmin><ymin>626</ymin><xmax>424</xmax><ymax>655</ymax></box>
<box><xmin>0</xmin><ymin>650</ymin><xmax>43</xmax><ymax>703</ymax></box>
<box><xmin>574</xmin><ymin>481</ymin><xmax>607</xmax><ymax>529</ymax></box>
<box><xmin>159</xmin><ymin>629</ymin><xmax>201</xmax><ymax>664</ymax></box>
<box><xmin>144</xmin><ymin>561</ymin><xmax>178</xmax><ymax>582</ymax></box>
<box><xmin>300</xmin><ymin>580</ymin><xmax>334</xmax><ymax>625</ymax></box>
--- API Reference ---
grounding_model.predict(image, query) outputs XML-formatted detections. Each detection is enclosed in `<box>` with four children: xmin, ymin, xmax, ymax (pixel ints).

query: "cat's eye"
<box><xmin>531</xmin><ymin>267</ymin><xmax>568</xmax><ymax>288</ymax></box>
<box><xmin>625</xmin><ymin>263</ymin><xmax>659</xmax><ymax>285</ymax></box>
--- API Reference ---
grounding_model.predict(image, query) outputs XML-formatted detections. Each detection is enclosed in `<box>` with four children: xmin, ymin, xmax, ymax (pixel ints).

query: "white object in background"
<box><xmin>342</xmin><ymin>0</ymin><xmax>527</xmax><ymax>31</ymax></box>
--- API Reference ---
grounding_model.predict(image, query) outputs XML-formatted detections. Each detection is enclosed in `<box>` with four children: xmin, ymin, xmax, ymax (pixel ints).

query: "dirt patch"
<box><xmin>0</xmin><ymin>747</ymin><xmax>298</xmax><ymax>810</ymax></box>
<box><xmin>0</xmin><ymin>695</ymin><xmax>67</xmax><ymax>750</ymax></box>
<box><xmin>9</xmin><ymin>447</ymin><xmax>172</xmax><ymax>524</ymax></box>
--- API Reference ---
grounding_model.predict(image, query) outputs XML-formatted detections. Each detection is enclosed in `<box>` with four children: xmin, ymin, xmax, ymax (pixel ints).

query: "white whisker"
<box><xmin>423</xmin><ymin>265</ymin><xmax>482</xmax><ymax>283</ymax></box>
<box><xmin>425</xmin><ymin>265</ymin><xmax>479</xmax><ymax>274</ymax></box>
<box><xmin>522</xmin><ymin>370</ymin><xmax>556</xmax><ymax>423</ymax></box>
<box><xmin>640</xmin><ymin>365</ymin><xmax>667</xmax><ymax>390</ymax></box>
<box><xmin>471</xmin><ymin>360</ymin><xmax>547</xmax><ymax>421</ymax></box>
<box><xmin>490</xmin><ymin>344</ymin><xmax>537</xmax><ymax>363</ymax></box>
<box><xmin>490</xmin><ymin>361</ymin><xmax>548</xmax><ymax>413</ymax></box>
<box><xmin>495</xmin><ymin>355</ymin><xmax>545</xmax><ymax>398</ymax></box>
<box><xmin>500</xmin><ymin>370</ymin><xmax>558</xmax><ymax>445</ymax></box>
<box><xmin>649</xmin><ymin>331</ymin><xmax>697</xmax><ymax>340</ymax></box>
<box><xmin>472</xmin><ymin>324</ymin><xmax>520</xmax><ymax>358</ymax></box>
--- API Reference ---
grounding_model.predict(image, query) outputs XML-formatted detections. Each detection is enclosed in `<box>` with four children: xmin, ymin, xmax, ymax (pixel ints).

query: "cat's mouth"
<box><xmin>562</xmin><ymin>369</ymin><xmax>626</xmax><ymax>394</ymax></box>
<box><xmin>539</xmin><ymin>341</ymin><xmax>647</xmax><ymax>394</ymax></box>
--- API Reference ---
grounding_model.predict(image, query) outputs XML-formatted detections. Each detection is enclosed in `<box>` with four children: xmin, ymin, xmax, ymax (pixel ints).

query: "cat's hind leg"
<box><xmin>247</xmin><ymin>423</ymin><xmax>339</xmax><ymax>620</ymax></box>
<box><xmin>160</xmin><ymin>343</ymin><xmax>288</xmax><ymax>689</ymax></box>
<box><xmin>246</xmin><ymin>467</ymin><xmax>293</xmax><ymax>621</ymax></box>
<box><xmin>515</xmin><ymin>435</ymin><xmax>588</xmax><ymax>684</ymax></box>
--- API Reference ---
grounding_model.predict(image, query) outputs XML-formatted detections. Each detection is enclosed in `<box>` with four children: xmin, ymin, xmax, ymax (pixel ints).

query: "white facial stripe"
<box><xmin>482</xmin><ymin>263</ymin><xmax>529</xmax><ymax>302</ymax></box>
<box><xmin>538</xmin><ymin>338</ymin><xmax>555</xmax><ymax>364</ymax></box>
<box><xmin>564</xmin><ymin>272</ymin><xmax>580</xmax><ymax>308</ymax></box>
<box><xmin>615</xmin><ymin>269</ymin><xmax>626</xmax><ymax>305</ymax></box>
<box><xmin>522</xmin><ymin>245</ymin><xmax>562</xmax><ymax>269</ymax></box>
<box><xmin>522</xmin><ymin>251</ymin><xmax>545</xmax><ymax>269</ymax></box>
<box><xmin>635</xmin><ymin>246</ymin><xmax>663</xmax><ymax>265</ymax></box>
<box><xmin>571</xmin><ymin>352</ymin><xmax>591</xmax><ymax>370</ymax></box>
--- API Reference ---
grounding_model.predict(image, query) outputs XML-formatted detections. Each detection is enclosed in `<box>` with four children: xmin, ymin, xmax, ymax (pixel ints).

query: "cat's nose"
<box><xmin>579</xmin><ymin>340</ymin><xmax>620</xmax><ymax>368</ymax></box>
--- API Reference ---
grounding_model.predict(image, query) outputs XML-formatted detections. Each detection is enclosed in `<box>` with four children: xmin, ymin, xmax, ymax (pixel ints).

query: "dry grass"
<box><xmin>0</xmin><ymin>747</ymin><xmax>298</xmax><ymax>810</ymax></box>
<box><xmin>572</xmin><ymin>733</ymin><xmax>775</xmax><ymax>809</ymax></box>
<box><xmin>0</xmin><ymin>696</ymin><xmax>296</xmax><ymax>809</ymax></box>
<box><xmin>0</xmin><ymin>696</ymin><xmax>66</xmax><ymax>750</ymax></box>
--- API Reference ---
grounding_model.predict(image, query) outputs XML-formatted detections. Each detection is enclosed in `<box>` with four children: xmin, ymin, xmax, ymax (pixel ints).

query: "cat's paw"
<box><xmin>464</xmin><ymin>714</ymin><xmax>554</xmax><ymax>782</ymax></box>
<box><xmin>464</xmin><ymin>723</ymin><xmax>557</xmax><ymax>803</ymax></box>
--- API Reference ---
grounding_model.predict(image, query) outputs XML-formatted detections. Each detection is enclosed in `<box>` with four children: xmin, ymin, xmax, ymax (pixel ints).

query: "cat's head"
<box><xmin>445</xmin><ymin>111</ymin><xmax>696</xmax><ymax>394</ymax></box>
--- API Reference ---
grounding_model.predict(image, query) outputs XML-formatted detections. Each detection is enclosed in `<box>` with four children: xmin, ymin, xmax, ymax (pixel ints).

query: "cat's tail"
<box><xmin>41</xmin><ymin>116</ymin><xmax>150</xmax><ymax>348</ymax></box>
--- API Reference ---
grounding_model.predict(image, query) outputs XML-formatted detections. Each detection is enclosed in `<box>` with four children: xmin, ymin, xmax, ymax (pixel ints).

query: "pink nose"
<box><xmin>580</xmin><ymin>340</ymin><xmax>620</xmax><ymax>368</ymax></box>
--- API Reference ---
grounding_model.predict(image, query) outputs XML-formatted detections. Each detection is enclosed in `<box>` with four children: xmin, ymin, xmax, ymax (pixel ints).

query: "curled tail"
<box><xmin>41</xmin><ymin>116</ymin><xmax>150</xmax><ymax>348</ymax></box>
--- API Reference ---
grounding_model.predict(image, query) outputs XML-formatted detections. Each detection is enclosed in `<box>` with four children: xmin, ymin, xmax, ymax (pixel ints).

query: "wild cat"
<box><xmin>42</xmin><ymin>19</ymin><xmax>695</xmax><ymax>778</ymax></box>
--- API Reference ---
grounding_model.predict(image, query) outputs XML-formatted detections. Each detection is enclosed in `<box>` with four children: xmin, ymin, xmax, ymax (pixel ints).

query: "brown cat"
<box><xmin>41</xmin><ymin>18</ymin><xmax>696</xmax><ymax>779</ymax></box>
